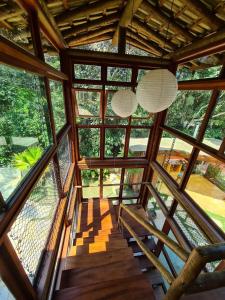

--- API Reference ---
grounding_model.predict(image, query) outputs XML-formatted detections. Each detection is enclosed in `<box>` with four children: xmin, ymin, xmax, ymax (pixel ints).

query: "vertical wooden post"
<box><xmin>118</xmin><ymin>26</ymin><xmax>126</xmax><ymax>55</ymax></box>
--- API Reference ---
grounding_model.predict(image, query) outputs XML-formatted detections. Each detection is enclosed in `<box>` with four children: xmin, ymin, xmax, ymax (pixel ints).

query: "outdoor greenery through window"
<box><xmin>78</xmin><ymin>128</ymin><xmax>100</xmax><ymax>158</ymax></box>
<box><xmin>0</xmin><ymin>64</ymin><xmax>52</xmax><ymax>201</ymax></box>
<box><xmin>8</xmin><ymin>161</ymin><xmax>59</xmax><ymax>283</ymax></box>
<box><xmin>103</xmin><ymin>168</ymin><xmax>121</xmax><ymax>198</ymax></box>
<box><xmin>49</xmin><ymin>80</ymin><xmax>66</xmax><ymax>133</ymax></box>
<box><xmin>107</xmin><ymin>67</ymin><xmax>132</xmax><ymax>82</ymax></box>
<box><xmin>105</xmin><ymin>128</ymin><xmax>125</xmax><ymax>157</ymax></box>
<box><xmin>81</xmin><ymin>169</ymin><xmax>100</xmax><ymax>199</ymax></box>
<box><xmin>129</xmin><ymin>128</ymin><xmax>150</xmax><ymax>157</ymax></box>
<box><xmin>74</xmin><ymin>64</ymin><xmax>101</xmax><ymax>80</ymax></box>
<box><xmin>122</xmin><ymin>168</ymin><xmax>144</xmax><ymax>198</ymax></box>
<box><xmin>165</xmin><ymin>90</ymin><xmax>212</xmax><ymax>138</ymax></box>
<box><xmin>58</xmin><ymin>135</ymin><xmax>71</xmax><ymax>186</ymax></box>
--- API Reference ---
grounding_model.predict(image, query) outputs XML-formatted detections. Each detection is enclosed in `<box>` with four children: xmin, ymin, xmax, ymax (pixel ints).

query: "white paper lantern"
<box><xmin>111</xmin><ymin>90</ymin><xmax>137</xmax><ymax>118</ymax></box>
<box><xmin>136</xmin><ymin>69</ymin><xmax>178</xmax><ymax>113</ymax></box>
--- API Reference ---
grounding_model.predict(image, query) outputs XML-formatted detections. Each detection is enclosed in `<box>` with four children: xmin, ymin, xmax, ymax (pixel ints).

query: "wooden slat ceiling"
<box><xmin>1</xmin><ymin>0</ymin><xmax>225</xmax><ymax>68</ymax></box>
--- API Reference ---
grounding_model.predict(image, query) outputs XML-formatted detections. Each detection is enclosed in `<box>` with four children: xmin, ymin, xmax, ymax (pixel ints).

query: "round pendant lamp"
<box><xmin>111</xmin><ymin>90</ymin><xmax>137</xmax><ymax>118</ymax></box>
<box><xmin>136</xmin><ymin>69</ymin><xmax>178</xmax><ymax>113</ymax></box>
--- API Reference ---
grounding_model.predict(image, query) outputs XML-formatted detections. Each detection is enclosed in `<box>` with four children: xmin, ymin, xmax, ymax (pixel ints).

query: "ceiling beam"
<box><xmin>171</xmin><ymin>27</ymin><xmax>225</xmax><ymax>64</ymax></box>
<box><xmin>17</xmin><ymin>0</ymin><xmax>66</xmax><ymax>49</ymax></box>
<box><xmin>126</xmin><ymin>29</ymin><xmax>162</xmax><ymax>56</ymax></box>
<box><xmin>71</xmin><ymin>33</ymin><xmax>112</xmax><ymax>47</ymax></box>
<box><xmin>126</xmin><ymin>36</ymin><xmax>153</xmax><ymax>55</ymax></box>
<box><xmin>66</xmin><ymin>25</ymin><xmax>116</xmax><ymax>47</ymax></box>
<box><xmin>55</xmin><ymin>0</ymin><xmax>122</xmax><ymax>25</ymax></box>
<box><xmin>140</xmin><ymin>0</ymin><xmax>193</xmax><ymax>42</ymax></box>
<box><xmin>132</xmin><ymin>18</ymin><xmax>175</xmax><ymax>50</ymax></box>
<box><xmin>112</xmin><ymin>0</ymin><xmax>143</xmax><ymax>46</ymax></box>
<box><xmin>183</xmin><ymin>0</ymin><xmax>224</xmax><ymax>31</ymax></box>
<box><xmin>67</xmin><ymin>48</ymin><xmax>171</xmax><ymax>68</ymax></box>
<box><xmin>62</xmin><ymin>12</ymin><xmax>119</xmax><ymax>39</ymax></box>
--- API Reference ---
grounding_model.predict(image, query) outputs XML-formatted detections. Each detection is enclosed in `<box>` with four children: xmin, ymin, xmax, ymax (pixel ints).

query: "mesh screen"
<box><xmin>58</xmin><ymin>135</ymin><xmax>71</xmax><ymax>186</ymax></box>
<box><xmin>8</xmin><ymin>161</ymin><xmax>59</xmax><ymax>283</ymax></box>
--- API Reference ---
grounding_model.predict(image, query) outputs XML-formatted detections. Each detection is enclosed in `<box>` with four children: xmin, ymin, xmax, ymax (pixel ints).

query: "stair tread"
<box><xmin>69</xmin><ymin>239</ymin><xmax>128</xmax><ymax>256</ymax></box>
<box><xmin>76</xmin><ymin>228</ymin><xmax>119</xmax><ymax>238</ymax></box>
<box><xmin>60</xmin><ymin>259</ymin><xmax>142</xmax><ymax>289</ymax></box>
<box><xmin>135</xmin><ymin>254</ymin><xmax>154</xmax><ymax>270</ymax></box>
<box><xmin>129</xmin><ymin>238</ymin><xmax>155</xmax><ymax>254</ymax></box>
<box><xmin>55</xmin><ymin>274</ymin><xmax>155</xmax><ymax>300</ymax></box>
<box><xmin>64</xmin><ymin>247</ymin><xmax>134</xmax><ymax>270</ymax></box>
<box><xmin>75</xmin><ymin>233</ymin><xmax>124</xmax><ymax>245</ymax></box>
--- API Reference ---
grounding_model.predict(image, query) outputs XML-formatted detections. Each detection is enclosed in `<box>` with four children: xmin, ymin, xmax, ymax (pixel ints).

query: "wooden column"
<box><xmin>118</xmin><ymin>26</ymin><xmax>126</xmax><ymax>54</ymax></box>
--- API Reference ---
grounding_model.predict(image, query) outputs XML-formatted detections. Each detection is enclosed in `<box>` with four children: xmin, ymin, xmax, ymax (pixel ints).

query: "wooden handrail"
<box><xmin>120</xmin><ymin>203</ymin><xmax>189</xmax><ymax>261</ymax></box>
<box><xmin>118</xmin><ymin>203</ymin><xmax>225</xmax><ymax>300</ymax></box>
<box><xmin>119</xmin><ymin>217</ymin><xmax>174</xmax><ymax>284</ymax></box>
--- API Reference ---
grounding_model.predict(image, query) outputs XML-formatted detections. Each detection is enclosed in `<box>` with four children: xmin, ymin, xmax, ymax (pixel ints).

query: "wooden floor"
<box><xmin>54</xmin><ymin>199</ymin><xmax>155</xmax><ymax>300</ymax></box>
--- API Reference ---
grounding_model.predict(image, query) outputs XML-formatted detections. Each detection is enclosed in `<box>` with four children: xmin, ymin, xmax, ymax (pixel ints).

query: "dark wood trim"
<box><xmin>0</xmin><ymin>36</ymin><xmax>68</xmax><ymax>81</ymax></box>
<box><xmin>77</xmin><ymin>158</ymin><xmax>149</xmax><ymax>169</ymax></box>
<box><xmin>0</xmin><ymin>236</ymin><xmax>36</xmax><ymax>300</ymax></box>
<box><xmin>118</xmin><ymin>26</ymin><xmax>126</xmax><ymax>55</ymax></box>
<box><xmin>178</xmin><ymin>78</ymin><xmax>225</xmax><ymax>90</ymax></box>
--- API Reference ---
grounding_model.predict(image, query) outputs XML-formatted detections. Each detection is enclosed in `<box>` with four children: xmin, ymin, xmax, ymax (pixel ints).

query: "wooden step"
<box><xmin>76</xmin><ymin>227</ymin><xmax>119</xmax><ymax>238</ymax></box>
<box><xmin>69</xmin><ymin>239</ymin><xmax>128</xmax><ymax>256</ymax></box>
<box><xmin>60</xmin><ymin>259</ymin><xmax>141</xmax><ymax>289</ymax></box>
<box><xmin>78</xmin><ymin>215</ymin><xmax>117</xmax><ymax>232</ymax></box>
<box><xmin>135</xmin><ymin>254</ymin><xmax>154</xmax><ymax>270</ymax></box>
<box><xmin>129</xmin><ymin>238</ymin><xmax>155</xmax><ymax>254</ymax></box>
<box><xmin>64</xmin><ymin>247</ymin><xmax>134</xmax><ymax>270</ymax></box>
<box><xmin>54</xmin><ymin>274</ymin><xmax>155</xmax><ymax>300</ymax></box>
<box><xmin>74</xmin><ymin>233</ymin><xmax>123</xmax><ymax>245</ymax></box>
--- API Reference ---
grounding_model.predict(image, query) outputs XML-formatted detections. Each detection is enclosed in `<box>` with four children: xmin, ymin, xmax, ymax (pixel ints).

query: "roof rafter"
<box><xmin>62</xmin><ymin>12</ymin><xmax>120</xmax><ymax>39</ymax></box>
<box><xmin>112</xmin><ymin>0</ymin><xmax>143</xmax><ymax>46</ymax></box>
<box><xmin>140</xmin><ymin>0</ymin><xmax>193</xmax><ymax>42</ymax></box>
<box><xmin>55</xmin><ymin>0</ymin><xmax>122</xmax><ymax>25</ymax></box>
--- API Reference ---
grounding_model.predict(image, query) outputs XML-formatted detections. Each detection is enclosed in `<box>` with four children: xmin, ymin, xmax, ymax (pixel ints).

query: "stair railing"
<box><xmin>118</xmin><ymin>203</ymin><xmax>225</xmax><ymax>300</ymax></box>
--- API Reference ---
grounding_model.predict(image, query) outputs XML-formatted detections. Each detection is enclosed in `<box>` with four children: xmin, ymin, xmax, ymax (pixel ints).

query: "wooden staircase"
<box><xmin>54</xmin><ymin>199</ymin><xmax>155</xmax><ymax>300</ymax></box>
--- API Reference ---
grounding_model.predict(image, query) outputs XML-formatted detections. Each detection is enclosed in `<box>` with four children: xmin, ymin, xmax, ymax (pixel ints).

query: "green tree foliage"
<box><xmin>13</xmin><ymin>146</ymin><xmax>43</xmax><ymax>171</ymax></box>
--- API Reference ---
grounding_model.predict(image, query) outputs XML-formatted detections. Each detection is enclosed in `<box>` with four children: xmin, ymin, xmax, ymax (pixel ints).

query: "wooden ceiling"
<box><xmin>1</xmin><ymin>0</ymin><xmax>225</xmax><ymax>68</ymax></box>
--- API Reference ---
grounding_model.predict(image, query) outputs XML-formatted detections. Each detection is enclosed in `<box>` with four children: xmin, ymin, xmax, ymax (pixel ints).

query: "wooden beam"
<box><xmin>62</xmin><ymin>13</ymin><xmax>120</xmax><ymax>39</ymax></box>
<box><xmin>132</xmin><ymin>18</ymin><xmax>175</xmax><ymax>50</ymax></box>
<box><xmin>77</xmin><ymin>158</ymin><xmax>149</xmax><ymax>169</ymax></box>
<box><xmin>171</xmin><ymin>27</ymin><xmax>225</xmax><ymax>64</ymax></box>
<box><xmin>140</xmin><ymin>0</ymin><xmax>193</xmax><ymax>42</ymax></box>
<box><xmin>178</xmin><ymin>78</ymin><xmax>225</xmax><ymax>90</ymax></box>
<box><xmin>72</xmin><ymin>34</ymin><xmax>112</xmax><ymax>47</ymax></box>
<box><xmin>67</xmin><ymin>48</ymin><xmax>171</xmax><ymax>68</ymax></box>
<box><xmin>17</xmin><ymin>0</ymin><xmax>66</xmax><ymax>49</ymax></box>
<box><xmin>118</xmin><ymin>26</ymin><xmax>126</xmax><ymax>54</ymax></box>
<box><xmin>126</xmin><ymin>29</ymin><xmax>162</xmax><ymax>56</ymax></box>
<box><xmin>112</xmin><ymin>0</ymin><xmax>143</xmax><ymax>45</ymax></box>
<box><xmin>55</xmin><ymin>0</ymin><xmax>121</xmax><ymax>25</ymax></box>
<box><xmin>66</xmin><ymin>25</ymin><xmax>116</xmax><ymax>47</ymax></box>
<box><xmin>183</xmin><ymin>0</ymin><xmax>223</xmax><ymax>31</ymax></box>
<box><xmin>127</xmin><ymin>36</ymin><xmax>155</xmax><ymax>56</ymax></box>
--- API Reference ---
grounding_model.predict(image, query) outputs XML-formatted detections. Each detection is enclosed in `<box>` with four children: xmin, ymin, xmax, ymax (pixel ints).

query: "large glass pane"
<box><xmin>185</xmin><ymin>152</ymin><xmax>225</xmax><ymax>231</ymax></box>
<box><xmin>49</xmin><ymin>80</ymin><xmax>66</xmax><ymax>133</ymax></box>
<box><xmin>107</xmin><ymin>67</ymin><xmax>132</xmax><ymax>82</ymax></box>
<box><xmin>74</xmin><ymin>64</ymin><xmax>101</xmax><ymax>80</ymax></box>
<box><xmin>0</xmin><ymin>64</ymin><xmax>52</xmax><ymax>201</ymax></box>
<box><xmin>148</xmin><ymin>196</ymin><xmax>165</xmax><ymax>230</ymax></box>
<box><xmin>8</xmin><ymin>161</ymin><xmax>59</xmax><ymax>282</ymax></box>
<box><xmin>129</xmin><ymin>128</ymin><xmax>150</xmax><ymax>157</ymax></box>
<box><xmin>157</xmin><ymin>132</ymin><xmax>192</xmax><ymax>183</ymax></box>
<box><xmin>79</xmin><ymin>128</ymin><xmax>100</xmax><ymax>158</ymax></box>
<box><xmin>58</xmin><ymin>135</ymin><xmax>71</xmax><ymax>186</ymax></box>
<box><xmin>0</xmin><ymin>2</ymin><xmax>33</xmax><ymax>54</ymax></box>
<box><xmin>122</xmin><ymin>168</ymin><xmax>144</xmax><ymax>197</ymax></box>
<box><xmin>0</xmin><ymin>276</ymin><xmax>14</xmax><ymax>300</ymax></box>
<box><xmin>152</xmin><ymin>172</ymin><xmax>173</xmax><ymax>209</ymax></box>
<box><xmin>103</xmin><ymin>168</ymin><xmax>121</xmax><ymax>198</ymax></box>
<box><xmin>75</xmin><ymin>90</ymin><xmax>100</xmax><ymax>116</ymax></box>
<box><xmin>41</xmin><ymin>32</ymin><xmax>60</xmax><ymax>70</ymax></box>
<box><xmin>81</xmin><ymin>169</ymin><xmax>100</xmax><ymax>198</ymax></box>
<box><xmin>105</xmin><ymin>128</ymin><xmax>125</xmax><ymax>157</ymax></box>
<box><xmin>165</xmin><ymin>90</ymin><xmax>212</xmax><ymax>137</ymax></box>
<box><xmin>203</xmin><ymin>91</ymin><xmax>225</xmax><ymax>150</ymax></box>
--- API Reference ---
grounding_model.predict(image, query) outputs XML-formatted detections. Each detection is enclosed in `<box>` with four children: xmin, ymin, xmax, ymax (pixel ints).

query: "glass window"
<box><xmin>49</xmin><ymin>80</ymin><xmax>66</xmax><ymax>133</ymax></box>
<box><xmin>81</xmin><ymin>169</ymin><xmax>100</xmax><ymax>198</ymax></box>
<box><xmin>122</xmin><ymin>168</ymin><xmax>144</xmax><ymax>197</ymax></box>
<box><xmin>0</xmin><ymin>276</ymin><xmax>14</xmax><ymax>300</ymax></box>
<box><xmin>203</xmin><ymin>91</ymin><xmax>225</xmax><ymax>150</ymax></box>
<box><xmin>0</xmin><ymin>2</ymin><xmax>33</xmax><ymax>54</ymax></box>
<box><xmin>185</xmin><ymin>152</ymin><xmax>225</xmax><ymax>232</ymax></box>
<box><xmin>129</xmin><ymin>128</ymin><xmax>150</xmax><ymax>157</ymax></box>
<box><xmin>156</xmin><ymin>132</ymin><xmax>192</xmax><ymax>183</ymax></box>
<box><xmin>165</xmin><ymin>90</ymin><xmax>212</xmax><ymax>138</ymax></box>
<box><xmin>58</xmin><ymin>135</ymin><xmax>71</xmax><ymax>186</ymax></box>
<box><xmin>152</xmin><ymin>172</ymin><xmax>173</xmax><ymax>209</ymax></box>
<box><xmin>103</xmin><ymin>168</ymin><xmax>121</xmax><ymax>198</ymax></box>
<box><xmin>107</xmin><ymin>67</ymin><xmax>132</xmax><ymax>82</ymax></box>
<box><xmin>131</xmin><ymin>105</ymin><xmax>154</xmax><ymax>126</ymax></box>
<box><xmin>74</xmin><ymin>64</ymin><xmax>101</xmax><ymax>80</ymax></box>
<box><xmin>41</xmin><ymin>31</ymin><xmax>60</xmax><ymax>70</ymax></box>
<box><xmin>75</xmin><ymin>90</ymin><xmax>100</xmax><ymax>116</ymax></box>
<box><xmin>105</xmin><ymin>128</ymin><xmax>125</xmax><ymax>158</ymax></box>
<box><xmin>0</xmin><ymin>64</ymin><xmax>52</xmax><ymax>201</ymax></box>
<box><xmin>137</xmin><ymin>69</ymin><xmax>149</xmax><ymax>82</ymax></box>
<box><xmin>78</xmin><ymin>128</ymin><xmax>100</xmax><ymax>158</ymax></box>
<box><xmin>8</xmin><ymin>161</ymin><xmax>59</xmax><ymax>282</ymax></box>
